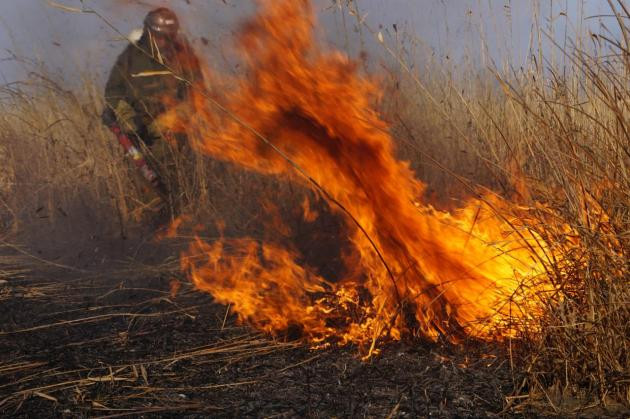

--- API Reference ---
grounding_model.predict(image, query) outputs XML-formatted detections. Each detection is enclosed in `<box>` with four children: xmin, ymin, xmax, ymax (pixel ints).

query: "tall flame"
<box><xmin>161</xmin><ymin>0</ymin><xmax>559</xmax><ymax>354</ymax></box>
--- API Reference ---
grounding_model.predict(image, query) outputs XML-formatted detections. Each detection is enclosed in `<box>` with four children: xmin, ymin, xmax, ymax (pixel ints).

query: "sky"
<box><xmin>0</xmin><ymin>0</ymin><xmax>622</xmax><ymax>86</ymax></box>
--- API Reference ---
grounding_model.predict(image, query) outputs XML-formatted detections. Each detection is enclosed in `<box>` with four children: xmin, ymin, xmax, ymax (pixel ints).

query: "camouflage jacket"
<box><xmin>103</xmin><ymin>33</ymin><xmax>203</xmax><ymax>142</ymax></box>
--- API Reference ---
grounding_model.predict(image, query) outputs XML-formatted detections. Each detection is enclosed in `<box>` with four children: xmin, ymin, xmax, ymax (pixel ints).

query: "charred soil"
<box><xmin>0</xmin><ymin>238</ymin><xmax>521</xmax><ymax>418</ymax></box>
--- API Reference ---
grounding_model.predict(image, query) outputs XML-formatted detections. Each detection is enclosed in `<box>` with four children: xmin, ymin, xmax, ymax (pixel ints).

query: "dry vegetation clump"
<box><xmin>486</xmin><ymin>19</ymin><xmax>629</xmax><ymax>413</ymax></box>
<box><xmin>376</xmin><ymin>2</ymin><xmax>629</xmax><ymax>413</ymax></box>
<box><xmin>495</xmin><ymin>40</ymin><xmax>630</xmax><ymax>413</ymax></box>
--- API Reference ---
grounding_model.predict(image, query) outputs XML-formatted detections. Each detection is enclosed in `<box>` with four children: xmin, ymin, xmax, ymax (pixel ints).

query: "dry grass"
<box><xmin>369</xmin><ymin>1</ymin><xmax>630</xmax><ymax>413</ymax></box>
<box><xmin>0</xmin><ymin>1</ymin><xmax>629</xmax><ymax>416</ymax></box>
<box><xmin>0</xmin><ymin>71</ymin><xmax>131</xmax><ymax>233</ymax></box>
<box><xmin>0</xmin><ymin>265</ymin><xmax>304</xmax><ymax>416</ymax></box>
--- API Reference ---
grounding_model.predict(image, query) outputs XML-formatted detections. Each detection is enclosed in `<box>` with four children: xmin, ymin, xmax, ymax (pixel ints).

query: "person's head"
<box><xmin>144</xmin><ymin>7</ymin><xmax>180</xmax><ymax>48</ymax></box>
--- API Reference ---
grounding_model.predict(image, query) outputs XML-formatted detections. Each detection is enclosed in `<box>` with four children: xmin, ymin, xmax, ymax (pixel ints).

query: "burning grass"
<box><xmin>0</xmin><ymin>0</ymin><xmax>628</xmax><ymax>415</ymax></box>
<box><xmin>162</xmin><ymin>0</ymin><xmax>567</xmax><ymax>352</ymax></box>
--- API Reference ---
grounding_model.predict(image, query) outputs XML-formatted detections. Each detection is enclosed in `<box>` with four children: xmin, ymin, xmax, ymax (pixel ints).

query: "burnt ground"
<box><xmin>0</xmin><ymin>219</ymin><xmax>561</xmax><ymax>419</ymax></box>
<box><xmin>0</xmin><ymin>268</ymin><xmax>527</xmax><ymax>417</ymax></box>
<box><xmin>0</xmin><ymin>274</ymin><xmax>517</xmax><ymax>418</ymax></box>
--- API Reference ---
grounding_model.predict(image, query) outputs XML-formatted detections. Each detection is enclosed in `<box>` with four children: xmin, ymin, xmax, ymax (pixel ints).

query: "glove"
<box><xmin>145</xmin><ymin>120</ymin><xmax>164</xmax><ymax>146</ymax></box>
<box><xmin>110</xmin><ymin>101</ymin><xmax>160</xmax><ymax>146</ymax></box>
<box><xmin>112</xmin><ymin>100</ymin><xmax>141</xmax><ymax>135</ymax></box>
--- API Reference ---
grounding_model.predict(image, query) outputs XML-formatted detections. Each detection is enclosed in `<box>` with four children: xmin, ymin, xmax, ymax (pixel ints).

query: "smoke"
<box><xmin>1</xmin><ymin>1</ymin><xmax>616</xmax><ymax>86</ymax></box>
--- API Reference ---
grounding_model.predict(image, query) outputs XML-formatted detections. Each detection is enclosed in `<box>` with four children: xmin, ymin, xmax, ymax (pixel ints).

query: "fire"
<box><xmin>161</xmin><ymin>0</ymin><xmax>563</xmax><ymax>354</ymax></box>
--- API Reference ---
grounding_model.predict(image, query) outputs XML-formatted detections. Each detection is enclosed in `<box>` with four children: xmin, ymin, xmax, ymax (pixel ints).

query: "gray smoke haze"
<box><xmin>0</xmin><ymin>0</ymin><xmax>620</xmax><ymax>86</ymax></box>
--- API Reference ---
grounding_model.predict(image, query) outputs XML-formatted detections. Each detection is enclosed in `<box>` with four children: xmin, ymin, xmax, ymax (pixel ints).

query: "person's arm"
<box><xmin>103</xmin><ymin>47</ymin><xmax>141</xmax><ymax>134</ymax></box>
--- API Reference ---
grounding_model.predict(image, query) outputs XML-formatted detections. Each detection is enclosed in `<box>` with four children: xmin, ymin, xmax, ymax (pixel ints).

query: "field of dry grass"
<box><xmin>0</xmin><ymin>1</ymin><xmax>628</xmax><ymax>417</ymax></box>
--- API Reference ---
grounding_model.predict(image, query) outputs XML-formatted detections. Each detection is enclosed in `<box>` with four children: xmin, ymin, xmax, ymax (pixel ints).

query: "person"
<box><xmin>102</xmin><ymin>7</ymin><xmax>203</xmax><ymax>224</ymax></box>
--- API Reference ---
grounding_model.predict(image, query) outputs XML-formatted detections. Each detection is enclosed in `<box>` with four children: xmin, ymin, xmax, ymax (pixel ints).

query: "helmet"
<box><xmin>144</xmin><ymin>8</ymin><xmax>180</xmax><ymax>37</ymax></box>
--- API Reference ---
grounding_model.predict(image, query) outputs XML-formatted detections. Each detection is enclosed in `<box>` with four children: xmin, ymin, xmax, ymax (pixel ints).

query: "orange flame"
<box><xmin>161</xmin><ymin>0</ymin><xmax>563</xmax><ymax>353</ymax></box>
